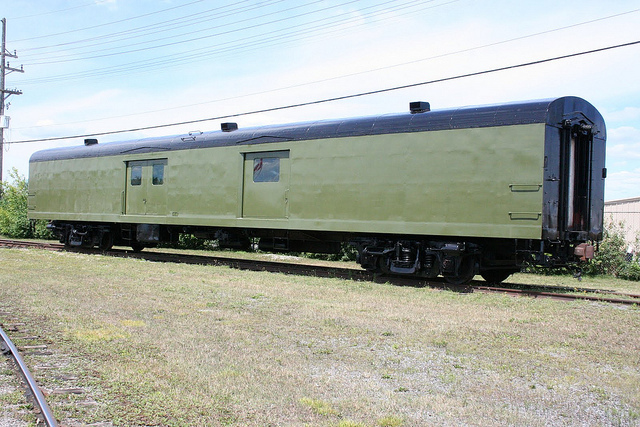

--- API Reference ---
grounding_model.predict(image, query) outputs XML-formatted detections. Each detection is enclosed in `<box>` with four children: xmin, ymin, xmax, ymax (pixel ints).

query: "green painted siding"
<box><xmin>29</xmin><ymin>123</ymin><xmax>546</xmax><ymax>240</ymax></box>
<box><xmin>284</xmin><ymin>124</ymin><xmax>544</xmax><ymax>238</ymax></box>
<box><xmin>29</xmin><ymin>156</ymin><xmax>124</xmax><ymax>222</ymax></box>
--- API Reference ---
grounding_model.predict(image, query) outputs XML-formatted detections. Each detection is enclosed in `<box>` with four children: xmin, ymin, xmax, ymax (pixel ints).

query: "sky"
<box><xmin>1</xmin><ymin>0</ymin><xmax>639</xmax><ymax>201</ymax></box>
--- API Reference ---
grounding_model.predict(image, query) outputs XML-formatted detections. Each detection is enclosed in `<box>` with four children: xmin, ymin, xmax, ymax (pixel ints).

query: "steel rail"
<box><xmin>2</xmin><ymin>238</ymin><xmax>639</xmax><ymax>304</ymax></box>
<box><xmin>0</xmin><ymin>325</ymin><xmax>58</xmax><ymax>427</ymax></box>
<box><xmin>0</xmin><ymin>238</ymin><xmax>63</xmax><ymax>249</ymax></box>
<box><xmin>472</xmin><ymin>285</ymin><xmax>640</xmax><ymax>305</ymax></box>
<box><xmin>105</xmin><ymin>249</ymin><xmax>640</xmax><ymax>304</ymax></box>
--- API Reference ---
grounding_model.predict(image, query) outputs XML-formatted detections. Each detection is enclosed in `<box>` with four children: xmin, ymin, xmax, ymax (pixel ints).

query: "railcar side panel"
<box><xmin>29</xmin><ymin>157</ymin><xmax>124</xmax><ymax>222</ymax></box>
<box><xmin>282</xmin><ymin>124</ymin><xmax>545</xmax><ymax>239</ymax></box>
<box><xmin>30</xmin><ymin>123</ymin><xmax>547</xmax><ymax>240</ymax></box>
<box><xmin>146</xmin><ymin>148</ymin><xmax>240</xmax><ymax>225</ymax></box>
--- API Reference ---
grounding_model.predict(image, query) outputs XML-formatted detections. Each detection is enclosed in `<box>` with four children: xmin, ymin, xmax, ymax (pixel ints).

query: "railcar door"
<box><xmin>125</xmin><ymin>159</ymin><xmax>168</xmax><ymax>216</ymax></box>
<box><xmin>242</xmin><ymin>151</ymin><xmax>290</xmax><ymax>218</ymax></box>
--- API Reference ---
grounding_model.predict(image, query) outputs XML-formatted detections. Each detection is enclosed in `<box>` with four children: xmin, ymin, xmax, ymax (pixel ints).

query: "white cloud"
<box><xmin>607</xmin><ymin>126</ymin><xmax>640</xmax><ymax>172</ymax></box>
<box><xmin>606</xmin><ymin>107</ymin><xmax>640</xmax><ymax>123</ymax></box>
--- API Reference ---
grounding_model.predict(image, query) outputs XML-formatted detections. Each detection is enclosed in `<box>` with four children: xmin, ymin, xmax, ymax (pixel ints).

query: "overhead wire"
<box><xmin>16</xmin><ymin>4</ymin><xmax>639</xmax><ymax>84</ymax></box>
<box><xmin>16</xmin><ymin>0</ymin><xmax>445</xmax><ymax>84</ymax></box>
<box><xmin>18</xmin><ymin>0</ymin><xmax>325</xmax><ymax>62</ymax></box>
<box><xmin>6</xmin><ymin>2</ymin><xmax>639</xmax><ymax>141</ymax></box>
<box><xmin>9</xmin><ymin>39</ymin><xmax>640</xmax><ymax>144</ymax></box>
<box><xmin>12</xmin><ymin>0</ymin><xmax>460</xmax><ymax>131</ymax></box>
<box><xmin>7</xmin><ymin>0</ymin><xmax>118</xmax><ymax>20</ymax></box>
<box><xmin>10</xmin><ymin>0</ymin><xmax>209</xmax><ymax>42</ymax></box>
<box><xmin>16</xmin><ymin>0</ymin><xmax>284</xmax><ymax>54</ymax></box>
<box><xmin>13</xmin><ymin>5</ymin><xmax>637</xmax><ymax>102</ymax></box>
<box><xmin>21</xmin><ymin>0</ymin><xmax>400</xmax><ymax>65</ymax></box>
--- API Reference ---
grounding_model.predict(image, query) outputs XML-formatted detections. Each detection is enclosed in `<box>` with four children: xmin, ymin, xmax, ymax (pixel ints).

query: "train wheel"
<box><xmin>131</xmin><ymin>242</ymin><xmax>144</xmax><ymax>252</ymax></box>
<box><xmin>444</xmin><ymin>255</ymin><xmax>476</xmax><ymax>285</ymax></box>
<box><xmin>377</xmin><ymin>254</ymin><xmax>391</xmax><ymax>275</ymax></box>
<box><xmin>480</xmin><ymin>270</ymin><xmax>514</xmax><ymax>284</ymax></box>
<box><xmin>99</xmin><ymin>232</ymin><xmax>114</xmax><ymax>251</ymax></box>
<box><xmin>62</xmin><ymin>231</ymin><xmax>73</xmax><ymax>248</ymax></box>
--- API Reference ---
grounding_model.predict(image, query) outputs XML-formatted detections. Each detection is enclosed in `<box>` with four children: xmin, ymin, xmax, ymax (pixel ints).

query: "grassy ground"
<box><xmin>0</xmin><ymin>248</ymin><xmax>639</xmax><ymax>426</ymax></box>
<box><xmin>0</xmin><ymin>356</ymin><xmax>31</xmax><ymax>426</ymax></box>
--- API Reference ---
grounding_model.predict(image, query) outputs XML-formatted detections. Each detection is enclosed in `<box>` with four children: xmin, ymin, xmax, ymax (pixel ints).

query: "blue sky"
<box><xmin>1</xmin><ymin>0</ymin><xmax>639</xmax><ymax>201</ymax></box>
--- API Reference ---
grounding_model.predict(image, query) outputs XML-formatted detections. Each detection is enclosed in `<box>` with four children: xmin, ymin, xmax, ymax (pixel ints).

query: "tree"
<box><xmin>0</xmin><ymin>168</ymin><xmax>51</xmax><ymax>239</ymax></box>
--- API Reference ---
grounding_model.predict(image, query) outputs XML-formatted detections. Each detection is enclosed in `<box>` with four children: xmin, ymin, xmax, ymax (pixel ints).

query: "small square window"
<box><xmin>131</xmin><ymin>165</ymin><xmax>142</xmax><ymax>186</ymax></box>
<box><xmin>152</xmin><ymin>163</ymin><xmax>164</xmax><ymax>185</ymax></box>
<box><xmin>253</xmin><ymin>157</ymin><xmax>280</xmax><ymax>182</ymax></box>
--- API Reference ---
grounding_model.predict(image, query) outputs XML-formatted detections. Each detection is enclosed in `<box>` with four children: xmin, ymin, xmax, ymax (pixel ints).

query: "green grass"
<box><xmin>0</xmin><ymin>248</ymin><xmax>639</xmax><ymax>426</ymax></box>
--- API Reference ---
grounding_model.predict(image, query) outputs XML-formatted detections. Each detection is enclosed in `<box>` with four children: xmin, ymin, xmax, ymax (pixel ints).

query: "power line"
<box><xmin>9</xmin><ymin>39</ymin><xmax>640</xmax><ymax>145</ymax></box>
<box><xmin>7</xmin><ymin>0</ymin><xmax>117</xmax><ymax>20</ymax></box>
<box><xmin>13</xmin><ymin>0</ymin><xmax>460</xmax><ymax>130</ymax></box>
<box><xmin>15</xmin><ymin>0</ymin><xmax>279</xmax><ymax>52</ymax></box>
<box><xmin>20</xmin><ymin>0</ymin><xmax>377</xmax><ymax>66</ymax></box>
<box><xmin>12</xmin><ymin>7</ymin><xmax>639</xmax><ymax>130</ymax></box>
<box><xmin>17</xmin><ymin>0</ymin><xmax>446</xmax><ymax>85</ymax></box>
<box><xmin>16</xmin><ymin>4</ymin><xmax>638</xmax><ymax>87</ymax></box>
<box><xmin>10</xmin><ymin>0</ymin><xmax>208</xmax><ymax>41</ymax></box>
<box><xmin>18</xmin><ymin>0</ymin><xmax>322</xmax><ymax>62</ymax></box>
<box><xmin>17</xmin><ymin>0</ymin><xmax>433</xmax><ymax>65</ymax></box>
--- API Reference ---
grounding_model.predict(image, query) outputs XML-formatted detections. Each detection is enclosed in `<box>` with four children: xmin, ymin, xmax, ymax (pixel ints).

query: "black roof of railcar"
<box><xmin>29</xmin><ymin>96</ymin><xmax>606</xmax><ymax>163</ymax></box>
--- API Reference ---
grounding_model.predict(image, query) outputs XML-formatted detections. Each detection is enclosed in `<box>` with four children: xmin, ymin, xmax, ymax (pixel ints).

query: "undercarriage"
<box><xmin>352</xmin><ymin>237</ymin><xmax>592</xmax><ymax>285</ymax></box>
<box><xmin>47</xmin><ymin>221</ymin><xmax>593</xmax><ymax>286</ymax></box>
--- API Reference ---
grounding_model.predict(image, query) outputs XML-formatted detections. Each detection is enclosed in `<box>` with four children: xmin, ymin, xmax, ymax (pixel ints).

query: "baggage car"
<box><xmin>28</xmin><ymin>96</ymin><xmax>606</xmax><ymax>284</ymax></box>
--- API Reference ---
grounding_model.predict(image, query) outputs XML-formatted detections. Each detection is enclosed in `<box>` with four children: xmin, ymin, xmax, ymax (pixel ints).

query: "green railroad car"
<box><xmin>28</xmin><ymin>96</ymin><xmax>606</xmax><ymax>284</ymax></box>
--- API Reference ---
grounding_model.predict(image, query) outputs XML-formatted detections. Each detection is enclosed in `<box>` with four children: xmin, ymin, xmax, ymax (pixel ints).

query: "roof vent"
<box><xmin>84</xmin><ymin>138</ymin><xmax>98</xmax><ymax>146</ymax></box>
<box><xmin>221</xmin><ymin>122</ymin><xmax>238</xmax><ymax>132</ymax></box>
<box><xmin>181</xmin><ymin>131</ymin><xmax>202</xmax><ymax>142</ymax></box>
<box><xmin>410</xmin><ymin>101</ymin><xmax>430</xmax><ymax>114</ymax></box>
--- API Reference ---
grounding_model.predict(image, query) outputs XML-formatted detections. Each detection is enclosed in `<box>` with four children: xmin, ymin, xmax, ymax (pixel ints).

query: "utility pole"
<box><xmin>1</xmin><ymin>17</ymin><xmax>24</xmax><ymax>184</ymax></box>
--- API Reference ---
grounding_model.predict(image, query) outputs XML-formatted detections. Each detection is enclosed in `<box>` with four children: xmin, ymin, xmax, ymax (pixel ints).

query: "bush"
<box><xmin>159</xmin><ymin>233</ymin><xmax>216</xmax><ymax>250</ymax></box>
<box><xmin>583</xmin><ymin>220</ymin><xmax>631</xmax><ymax>278</ymax></box>
<box><xmin>0</xmin><ymin>168</ymin><xmax>53</xmax><ymax>239</ymax></box>
<box><xmin>518</xmin><ymin>220</ymin><xmax>640</xmax><ymax>281</ymax></box>
<box><xmin>304</xmin><ymin>243</ymin><xmax>358</xmax><ymax>262</ymax></box>
<box><xmin>619</xmin><ymin>261</ymin><xmax>640</xmax><ymax>281</ymax></box>
<box><xmin>581</xmin><ymin>219</ymin><xmax>640</xmax><ymax>281</ymax></box>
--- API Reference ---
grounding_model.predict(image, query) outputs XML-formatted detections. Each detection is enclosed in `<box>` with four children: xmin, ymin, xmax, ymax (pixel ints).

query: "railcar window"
<box><xmin>253</xmin><ymin>157</ymin><xmax>280</xmax><ymax>182</ymax></box>
<box><xmin>152</xmin><ymin>163</ymin><xmax>164</xmax><ymax>185</ymax></box>
<box><xmin>131</xmin><ymin>166</ymin><xmax>142</xmax><ymax>186</ymax></box>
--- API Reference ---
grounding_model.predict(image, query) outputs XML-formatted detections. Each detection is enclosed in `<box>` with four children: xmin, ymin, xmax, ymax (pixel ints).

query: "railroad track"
<box><xmin>471</xmin><ymin>284</ymin><xmax>640</xmax><ymax>305</ymax></box>
<box><xmin>2</xmin><ymin>238</ymin><xmax>640</xmax><ymax>305</ymax></box>
<box><xmin>0</xmin><ymin>322</ymin><xmax>58</xmax><ymax>427</ymax></box>
<box><xmin>1</xmin><ymin>306</ymin><xmax>99</xmax><ymax>426</ymax></box>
